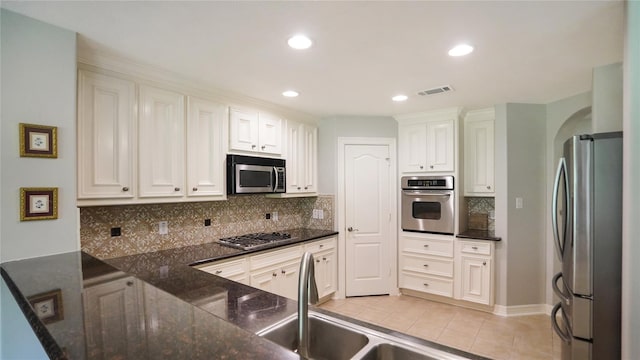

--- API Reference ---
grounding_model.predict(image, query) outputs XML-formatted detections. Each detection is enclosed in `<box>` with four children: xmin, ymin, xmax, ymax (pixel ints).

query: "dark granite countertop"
<box><xmin>456</xmin><ymin>230</ymin><xmax>502</xmax><ymax>241</ymax></box>
<box><xmin>1</xmin><ymin>227</ymin><xmax>485</xmax><ymax>359</ymax></box>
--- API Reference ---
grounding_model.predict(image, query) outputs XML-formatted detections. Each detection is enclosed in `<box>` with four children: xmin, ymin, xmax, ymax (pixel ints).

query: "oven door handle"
<box><xmin>402</xmin><ymin>190</ymin><xmax>451</xmax><ymax>197</ymax></box>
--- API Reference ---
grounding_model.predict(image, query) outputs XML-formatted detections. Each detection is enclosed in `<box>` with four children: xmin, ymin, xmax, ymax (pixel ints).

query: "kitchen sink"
<box><xmin>258</xmin><ymin>311</ymin><xmax>477</xmax><ymax>360</ymax></box>
<box><xmin>360</xmin><ymin>343</ymin><xmax>441</xmax><ymax>360</ymax></box>
<box><xmin>259</xmin><ymin>313</ymin><xmax>369</xmax><ymax>359</ymax></box>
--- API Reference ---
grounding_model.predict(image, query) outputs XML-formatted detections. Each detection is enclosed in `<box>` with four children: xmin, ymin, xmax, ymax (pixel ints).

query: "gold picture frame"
<box><xmin>20</xmin><ymin>187</ymin><xmax>58</xmax><ymax>221</ymax></box>
<box><xmin>27</xmin><ymin>289</ymin><xmax>64</xmax><ymax>324</ymax></box>
<box><xmin>19</xmin><ymin>123</ymin><xmax>58</xmax><ymax>158</ymax></box>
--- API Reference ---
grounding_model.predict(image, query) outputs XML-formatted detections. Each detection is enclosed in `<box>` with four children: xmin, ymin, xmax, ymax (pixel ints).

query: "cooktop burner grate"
<box><xmin>218</xmin><ymin>232</ymin><xmax>294</xmax><ymax>250</ymax></box>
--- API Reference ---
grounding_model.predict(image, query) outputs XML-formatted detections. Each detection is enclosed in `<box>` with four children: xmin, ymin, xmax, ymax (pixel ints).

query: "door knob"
<box><xmin>347</xmin><ymin>227</ymin><xmax>359</xmax><ymax>232</ymax></box>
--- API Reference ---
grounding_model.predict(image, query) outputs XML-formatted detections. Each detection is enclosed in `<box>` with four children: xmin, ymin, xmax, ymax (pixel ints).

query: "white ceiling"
<box><xmin>2</xmin><ymin>1</ymin><xmax>624</xmax><ymax>118</ymax></box>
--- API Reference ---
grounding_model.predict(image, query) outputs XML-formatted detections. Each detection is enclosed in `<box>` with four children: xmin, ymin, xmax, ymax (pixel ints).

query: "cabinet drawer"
<box><xmin>305</xmin><ymin>237</ymin><xmax>336</xmax><ymax>254</ymax></box>
<box><xmin>460</xmin><ymin>241</ymin><xmax>491</xmax><ymax>256</ymax></box>
<box><xmin>197</xmin><ymin>258</ymin><xmax>247</xmax><ymax>277</ymax></box>
<box><xmin>402</xmin><ymin>234</ymin><xmax>454</xmax><ymax>258</ymax></box>
<box><xmin>249</xmin><ymin>245</ymin><xmax>302</xmax><ymax>271</ymax></box>
<box><xmin>400</xmin><ymin>272</ymin><xmax>453</xmax><ymax>298</ymax></box>
<box><xmin>401</xmin><ymin>254</ymin><xmax>453</xmax><ymax>278</ymax></box>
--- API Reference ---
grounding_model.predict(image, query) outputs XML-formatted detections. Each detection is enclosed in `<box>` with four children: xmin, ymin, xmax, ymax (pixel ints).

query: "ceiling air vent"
<box><xmin>417</xmin><ymin>85</ymin><xmax>454</xmax><ymax>96</ymax></box>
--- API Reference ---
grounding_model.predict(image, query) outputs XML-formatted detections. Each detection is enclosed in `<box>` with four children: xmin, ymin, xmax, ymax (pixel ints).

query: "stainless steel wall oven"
<box><xmin>401</xmin><ymin>176</ymin><xmax>455</xmax><ymax>235</ymax></box>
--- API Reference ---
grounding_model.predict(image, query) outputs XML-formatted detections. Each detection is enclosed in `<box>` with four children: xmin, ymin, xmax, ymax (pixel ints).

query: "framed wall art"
<box><xmin>27</xmin><ymin>289</ymin><xmax>64</xmax><ymax>324</ymax></box>
<box><xmin>20</xmin><ymin>187</ymin><xmax>58</xmax><ymax>221</ymax></box>
<box><xmin>19</xmin><ymin>123</ymin><xmax>58</xmax><ymax>158</ymax></box>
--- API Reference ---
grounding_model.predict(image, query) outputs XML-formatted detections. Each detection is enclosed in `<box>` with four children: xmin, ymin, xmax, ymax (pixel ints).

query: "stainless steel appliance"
<box><xmin>227</xmin><ymin>154</ymin><xmax>285</xmax><ymax>194</ymax></box>
<box><xmin>401</xmin><ymin>176</ymin><xmax>455</xmax><ymax>235</ymax></box>
<box><xmin>551</xmin><ymin>132</ymin><xmax>622</xmax><ymax>360</ymax></box>
<box><xmin>218</xmin><ymin>232</ymin><xmax>295</xmax><ymax>250</ymax></box>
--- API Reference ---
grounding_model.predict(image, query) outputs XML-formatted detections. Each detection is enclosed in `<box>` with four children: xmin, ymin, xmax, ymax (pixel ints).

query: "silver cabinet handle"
<box><xmin>122</xmin><ymin>187</ymin><xmax>129</xmax><ymax>192</ymax></box>
<box><xmin>304</xmin><ymin>187</ymin><xmax>308</xmax><ymax>190</ymax></box>
<box><xmin>298</xmin><ymin>187</ymin><xmax>301</xmax><ymax>190</ymax></box>
<box><xmin>252</xmin><ymin>144</ymin><xmax>257</xmax><ymax>149</ymax></box>
<box><xmin>486</xmin><ymin>185</ymin><xmax>491</xmax><ymax>190</ymax></box>
<box><xmin>347</xmin><ymin>227</ymin><xmax>359</xmax><ymax>232</ymax></box>
<box><xmin>316</xmin><ymin>259</ymin><xmax>321</xmax><ymax>263</ymax></box>
<box><xmin>215</xmin><ymin>270</ymin><xmax>222</xmax><ymax>274</ymax></box>
<box><xmin>319</xmin><ymin>244</ymin><xmax>324</xmax><ymax>248</ymax></box>
<box><xmin>322</xmin><ymin>257</ymin><xmax>326</xmax><ymax>261</ymax></box>
<box><xmin>423</xmin><ymin>244</ymin><xmax>430</xmax><ymax>248</ymax></box>
<box><xmin>483</xmin><ymin>261</ymin><xmax>487</xmax><ymax>266</ymax></box>
<box><xmin>126</xmin><ymin>281</ymin><xmax>134</xmax><ymax>286</ymax></box>
<box><xmin>174</xmin><ymin>187</ymin><xmax>180</xmax><ymax>192</ymax></box>
<box><xmin>423</xmin><ymin>264</ymin><xmax>429</xmax><ymax>267</ymax></box>
<box><xmin>472</xmin><ymin>246</ymin><xmax>478</xmax><ymax>250</ymax></box>
<box><xmin>193</xmin><ymin>187</ymin><xmax>198</xmax><ymax>191</ymax></box>
<box><xmin>419</xmin><ymin>165</ymin><xmax>424</xmax><ymax>169</ymax></box>
<box><xmin>423</xmin><ymin>283</ymin><xmax>429</xmax><ymax>287</ymax></box>
<box><xmin>430</xmin><ymin>165</ymin><xmax>434</xmax><ymax>169</ymax></box>
<box><xmin>261</xmin><ymin>145</ymin><xmax>266</xmax><ymax>150</ymax></box>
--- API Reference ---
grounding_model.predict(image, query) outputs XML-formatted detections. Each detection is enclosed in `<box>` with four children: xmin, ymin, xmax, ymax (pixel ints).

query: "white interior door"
<box><xmin>345</xmin><ymin>144</ymin><xmax>391</xmax><ymax>296</ymax></box>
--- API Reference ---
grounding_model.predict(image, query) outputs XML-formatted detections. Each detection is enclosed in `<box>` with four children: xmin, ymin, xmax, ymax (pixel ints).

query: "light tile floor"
<box><xmin>319</xmin><ymin>295</ymin><xmax>561</xmax><ymax>360</ymax></box>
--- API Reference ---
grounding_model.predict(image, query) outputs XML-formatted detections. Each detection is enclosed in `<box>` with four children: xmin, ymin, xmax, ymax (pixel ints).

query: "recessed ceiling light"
<box><xmin>282</xmin><ymin>90</ymin><xmax>299</xmax><ymax>98</ymax></box>
<box><xmin>288</xmin><ymin>35</ymin><xmax>312</xmax><ymax>50</ymax></box>
<box><xmin>448</xmin><ymin>44</ymin><xmax>474</xmax><ymax>57</ymax></box>
<box><xmin>392</xmin><ymin>94</ymin><xmax>408</xmax><ymax>102</ymax></box>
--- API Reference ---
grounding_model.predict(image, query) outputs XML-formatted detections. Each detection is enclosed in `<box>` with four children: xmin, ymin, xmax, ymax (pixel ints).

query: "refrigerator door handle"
<box><xmin>552</xmin><ymin>157</ymin><xmax>568</xmax><ymax>260</ymax></box>
<box><xmin>552</xmin><ymin>272</ymin><xmax>570</xmax><ymax>306</ymax></box>
<box><xmin>551</xmin><ymin>302</ymin><xmax>572</xmax><ymax>344</ymax></box>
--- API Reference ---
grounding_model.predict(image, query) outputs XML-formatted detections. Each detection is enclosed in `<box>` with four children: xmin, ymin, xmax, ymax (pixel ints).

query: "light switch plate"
<box><xmin>159</xmin><ymin>221</ymin><xmax>168</xmax><ymax>235</ymax></box>
<box><xmin>515</xmin><ymin>197</ymin><xmax>523</xmax><ymax>209</ymax></box>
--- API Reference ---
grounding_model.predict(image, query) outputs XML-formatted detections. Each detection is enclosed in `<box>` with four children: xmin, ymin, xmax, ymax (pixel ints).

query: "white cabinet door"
<box><xmin>138</xmin><ymin>85</ymin><xmax>185</xmax><ymax>197</ymax></box>
<box><xmin>286</xmin><ymin>121</ymin><xmax>318</xmax><ymax>194</ymax></box>
<box><xmin>83</xmin><ymin>277</ymin><xmax>146</xmax><ymax>359</ymax></box>
<box><xmin>258</xmin><ymin>112</ymin><xmax>282</xmax><ymax>154</ymax></box>
<box><xmin>77</xmin><ymin>70</ymin><xmax>135</xmax><ymax>199</ymax></box>
<box><xmin>315</xmin><ymin>249</ymin><xmax>337</xmax><ymax>298</ymax></box>
<box><xmin>399</xmin><ymin>123</ymin><xmax>428</xmax><ymax>172</ymax></box>
<box><xmin>229</xmin><ymin>107</ymin><xmax>259</xmax><ymax>152</ymax></box>
<box><xmin>197</xmin><ymin>257</ymin><xmax>248</xmax><ymax>285</ymax></box>
<box><xmin>426</xmin><ymin>119</ymin><xmax>455</xmax><ymax>172</ymax></box>
<box><xmin>250</xmin><ymin>267</ymin><xmax>280</xmax><ymax>294</ymax></box>
<box><xmin>278</xmin><ymin>260</ymin><xmax>301</xmax><ymax>300</ymax></box>
<box><xmin>460</xmin><ymin>256</ymin><xmax>492</xmax><ymax>305</ymax></box>
<box><xmin>464</xmin><ymin>116</ymin><xmax>495</xmax><ymax>195</ymax></box>
<box><xmin>186</xmin><ymin>97</ymin><xmax>227</xmax><ymax>198</ymax></box>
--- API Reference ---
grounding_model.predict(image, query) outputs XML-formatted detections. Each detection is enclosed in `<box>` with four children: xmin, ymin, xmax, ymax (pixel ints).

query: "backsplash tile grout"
<box><xmin>80</xmin><ymin>195</ymin><xmax>334</xmax><ymax>259</ymax></box>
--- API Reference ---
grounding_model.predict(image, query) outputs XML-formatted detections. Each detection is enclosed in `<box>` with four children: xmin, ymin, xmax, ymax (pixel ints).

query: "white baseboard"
<box><xmin>493</xmin><ymin>303</ymin><xmax>553</xmax><ymax>317</ymax></box>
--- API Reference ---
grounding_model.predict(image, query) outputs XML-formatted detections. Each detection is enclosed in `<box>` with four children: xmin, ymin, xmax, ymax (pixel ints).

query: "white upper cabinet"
<box><xmin>396</xmin><ymin>108</ymin><xmax>459</xmax><ymax>173</ymax></box>
<box><xmin>464</xmin><ymin>108</ymin><xmax>495</xmax><ymax>196</ymax></box>
<box><xmin>138</xmin><ymin>85</ymin><xmax>186</xmax><ymax>198</ymax></box>
<box><xmin>77</xmin><ymin>70</ymin><xmax>136</xmax><ymax>199</ymax></box>
<box><xmin>186</xmin><ymin>97</ymin><xmax>227</xmax><ymax>198</ymax></box>
<box><xmin>285</xmin><ymin>120</ymin><xmax>318</xmax><ymax>195</ymax></box>
<box><xmin>229</xmin><ymin>107</ymin><xmax>283</xmax><ymax>155</ymax></box>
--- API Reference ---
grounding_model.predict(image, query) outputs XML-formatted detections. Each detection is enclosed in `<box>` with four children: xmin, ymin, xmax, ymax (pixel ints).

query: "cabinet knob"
<box><xmin>298</xmin><ymin>187</ymin><xmax>301</xmax><ymax>190</ymax></box>
<box><xmin>126</xmin><ymin>281</ymin><xmax>134</xmax><ymax>286</ymax></box>
<box><xmin>322</xmin><ymin>257</ymin><xmax>326</xmax><ymax>261</ymax></box>
<box><xmin>487</xmin><ymin>185</ymin><xmax>491</xmax><ymax>190</ymax></box>
<box><xmin>272</xmin><ymin>272</ymin><xmax>277</xmax><ymax>277</ymax></box>
<box><xmin>316</xmin><ymin>259</ymin><xmax>321</xmax><ymax>263</ymax></box>
<box><xmin>281</xmin><ymin>269</ymin><xmax>286</xmax><ymax>274</ymax></box>
<box><xmin>430</xmin><ymin>165</ymin><xmax>434</xmax><ymax>169</ymax></box>
<box><xmin>319</xmin><ymin>244</ymin><xmax>324</xmax><ymax>248</ymax></box>
<box><xmin>423</xmin><ymin>244</ymin><xmax>429</xmax><ymax>248</ymax></box>
<box><xmin>193</xmin><ymin>187</ymin><xmax>198</xmax><ymax>191</ymax></box>
<box><xmin>423</xmin><ymin>283</ymin><xmax>429</xmax><ymax>287</ymax></box>
<box><xmin>423</xmin><ymin>264</ymin><xmax>429</xmax><ymax>268</ymax></box>
<box><xmin>419</xmin><ymin>165</ymin><xmax>424</xmax><ymax>169</ymax></box>
<box><xmin>252</xmin><ymin>144</ymin><xmax>257</xmax><ymax>149</ymax></box>
<box><xmin>122</xmin><ymin>187</ymin><xmax>129</xmax><ymax>192</ymax></box>
<box><xmin>174</xmin><ymin>187</ymin><xmax>180</xmax><ymax>192</ymax></box>
<box><xmin>472</xmin><ymin>246</ymin><xmax>478</xmax><ymax>250</ymax></box>
<box><xmin>483</xmin><ymin>261</ymin><xmax>487</xmax><ymax>266</ymax></box>
<box><xmin>215</xmin><ymin>270</ymin><xmax>222</xmax><ymax>274</ymax></box>
<box><xmin>261</xmin><ymin>145</ymin><xmax>266</xmax><ymax>150</ymax></box>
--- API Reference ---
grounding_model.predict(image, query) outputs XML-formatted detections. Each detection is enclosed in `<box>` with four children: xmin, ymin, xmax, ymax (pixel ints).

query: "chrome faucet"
<box><xmin>297</xmin><ymin>251</ymin><xmax>319</xmax><ymax>359</ymax></box>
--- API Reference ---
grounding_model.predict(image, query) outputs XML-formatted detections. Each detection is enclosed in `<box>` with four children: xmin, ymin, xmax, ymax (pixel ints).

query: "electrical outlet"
<box><xmin>204</xmin><ymin>219</ymin><xmax>211</xmax><ymax>226</ymax></box>
<box><xmin>110</xmin><ymin>227</ymin><xmax>121</xmax><ymax>237</ymax></box>
<box><xmin>159</xmin><ymin>265</ymin><xmax>169</xmax><ymax>278</ymax></box>
<box><xmin>515</xmin><ymin>197</ymin><xmax>523</xmax><ymax>209</ymax></box>
<box><xmin>318</xmin><ymin>209</ymin><xmax>324</xmax><ymax>219</ymax></box>
<box><xmin>265</xmin><ymin>213</ymin><xmax>271</xmax><ymax>220</ymax></box>
<box><xmin>159</xmin><ymin>221</ymin><xmax>168</xmax><ymax>235</ymax></box>
<box><xmin>272</xmin><ymin>212</ymin><xmax>278</xmax><ymax>221</ymax></box>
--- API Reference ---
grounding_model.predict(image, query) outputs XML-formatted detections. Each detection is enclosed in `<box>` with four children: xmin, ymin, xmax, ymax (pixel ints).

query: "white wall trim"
<box><xmin>493</xmin><ymin>303</ymin><xmax>552</xmax><ymax>317</ymax></box>
<box><xmin>336</xmin><ymin>137</ymin><xmax>398</xmax><ymax>299</ymax></box>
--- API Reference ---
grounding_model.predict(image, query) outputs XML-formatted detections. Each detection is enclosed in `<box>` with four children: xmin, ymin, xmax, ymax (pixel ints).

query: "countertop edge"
<box><xmin>1</xmin><ymin>267</ymin><xmax>67</xmax><ymax>360</ymax></box>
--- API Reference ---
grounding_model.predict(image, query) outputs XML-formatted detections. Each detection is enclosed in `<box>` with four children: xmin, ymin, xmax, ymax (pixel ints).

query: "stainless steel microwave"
<box><xmin>226</xmin><ymin>155</ymin><xmax>286</xmax><ymax>194</ymax></box>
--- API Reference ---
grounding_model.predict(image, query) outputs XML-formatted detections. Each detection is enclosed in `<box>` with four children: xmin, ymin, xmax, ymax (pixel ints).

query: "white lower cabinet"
<box><xmin>399</xmin><ymin>232</ymin><xmax>495</xmax><ymax>307</ymax></box>
<box><xmin>399</xmin><ymin>232</ymin><xmax>454</xmax><ymax>298</ymax></box>
<box><xmin>196</xmin><ymin>257</ymin><xmax>249</xmax><ymax>285</ymax></box>
<box><xmin>194</xmin><ymin>237</ymin><xmax>338</xmax><ymax>301</ymax></box>
<box><xmin>456</xmin><ymin>240</ymin><xmax>494</xmax><ymax>305</ymax></box>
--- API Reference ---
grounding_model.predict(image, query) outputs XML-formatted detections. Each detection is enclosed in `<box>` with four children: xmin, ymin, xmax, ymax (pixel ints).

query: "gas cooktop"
<box><xmin>218</xmin><ymin>232</ymin><xmax>295</xmax><ymax>251</ymax></box>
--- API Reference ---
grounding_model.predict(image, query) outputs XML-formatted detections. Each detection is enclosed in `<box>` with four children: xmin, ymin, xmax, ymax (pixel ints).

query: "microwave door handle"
<box><xmin>273</xmin><ymin>167</ymin><xmax>279</xmax><ymax>192</ymax></box>
<box><xmin>552</xmin><ymin>157</ymin><xmax>567</xmax><ymax>260</ymax></box>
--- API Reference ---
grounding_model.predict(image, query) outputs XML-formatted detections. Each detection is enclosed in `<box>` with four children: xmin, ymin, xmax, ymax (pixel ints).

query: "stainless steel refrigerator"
<box><xmin>551</xmin><ymin>132</ymin><xmax>622</xmax><ymax>359</ymax></box>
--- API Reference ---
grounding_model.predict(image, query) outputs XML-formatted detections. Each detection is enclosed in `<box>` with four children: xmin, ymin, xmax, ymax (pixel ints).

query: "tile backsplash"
<box><xmin>465</xmin><ymin>197</ymin><xmax>495</xmax><ymax>231</ymax></box>
<box><xmin>80</xmin><ymin>195</ymin><xmax>334</xmax><ymax>259</ymax></box>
